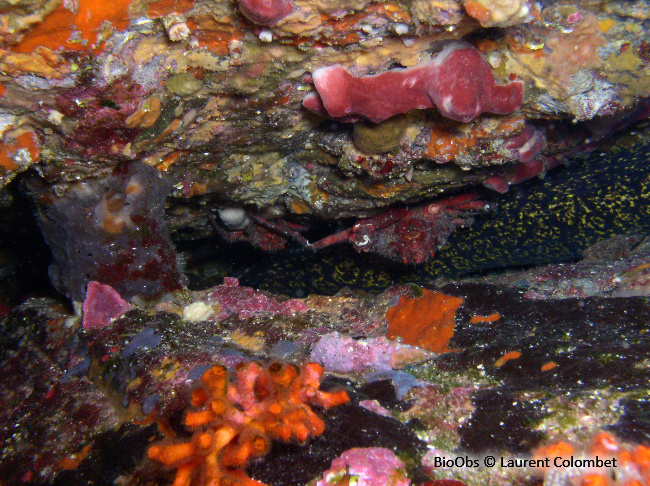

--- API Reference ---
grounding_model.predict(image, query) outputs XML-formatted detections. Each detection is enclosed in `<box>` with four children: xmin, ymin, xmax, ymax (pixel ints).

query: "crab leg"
<box><xmin>309</xmin><ymin>207</ymin><xmax>408</xmax><ymax>251</ymax></box>
<box><xmin>308</xmin><ymin>227</ymin><xmax>355</xmax><ymax>250</ymax></box>
<box><xmin>251</xmin><ymin>215</ymin><xmax>310</xmax><ymax>247</ymax></box>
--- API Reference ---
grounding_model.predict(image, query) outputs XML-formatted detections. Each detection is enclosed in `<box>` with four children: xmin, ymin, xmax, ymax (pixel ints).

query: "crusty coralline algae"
<box><xmin>309</xmin><ymin>332</ymin><xmax>430</xmax><ymax>373</ymax></box>
<box><xmin>316</xmin><ymin>447</ymin><xmax>411</xmax><ymax>486</ymax></box>
<box><xmin>148</xmin><ymin>362</ymin><xmax>349</xmax><ymax>486</ymax></box>
<box><xmin>303</xmin><ymin>42</ymin><xmax>523</xmax><ymax>124</ymax></box>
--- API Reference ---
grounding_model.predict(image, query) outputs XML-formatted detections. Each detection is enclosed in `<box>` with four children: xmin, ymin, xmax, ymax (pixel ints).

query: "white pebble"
<box><xmin>218</xmin><ymin>207</ymin><xmax>250</xmax><ymax>230</ymax></box>
<box><xmin>182</xmin><ymin>302</ymin><xmax>214</xmax><ymax>322</ymax></box>
<box><xmin>259</xmin><ymin>30</ymin><xmax>273</xmax><ymax>42</ymax></box>
<box><xmin>393</xmin><ymin>23</ymin><xmax>409</xmax><ymax>35</ymax></box>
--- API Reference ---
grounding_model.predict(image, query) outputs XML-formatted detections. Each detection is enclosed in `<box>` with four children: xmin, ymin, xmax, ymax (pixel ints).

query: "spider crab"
<box><xmin>214</xmin><ymin>193</ymin><xmax>489</xmax><ymax>264</ymax></box>
<box><xmin>310</xmin><ymin>192</ymin><xmax>489</xmax><ymax>264</ymax></box>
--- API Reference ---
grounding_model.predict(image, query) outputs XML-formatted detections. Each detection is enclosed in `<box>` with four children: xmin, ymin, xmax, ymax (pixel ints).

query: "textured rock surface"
<box><xmin>28</xmin><ymin>161</ymin><xmax>184</xmax><ymax>300</ymax></box>
<box><xmin>0</xmin><ymin>0</ymin><xmax>647</xmax><ymax>276</ymax></box>
<box><xmin>3</xmin><ymin>246</ymin><xmax>650</xmax><ymax>485</ymax></box>
<box><xmin>0</xmin><ymin>2</ymin><xmax>649</xmax><ymax>484</ymax></box>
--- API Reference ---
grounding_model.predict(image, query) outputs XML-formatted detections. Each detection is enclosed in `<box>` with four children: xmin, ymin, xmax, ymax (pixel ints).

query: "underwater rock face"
<box><xmin>0</xmin><ymin>0</ymin><xmax>647</xmax><ymax>265</ymax></box>
<box><xmin>3</xmin><ymin>248</ymin><xmax>650</xmax><ymax>485</ymax></box>
<box><xmin>0</xmin><ymin>3</ymin><xmax>648</xmax><ymax>483</ymax></box>
<box><xmin>29</xmin><ymin>162</ymin><xmax>184</xmax><ymax>301</ymax></box>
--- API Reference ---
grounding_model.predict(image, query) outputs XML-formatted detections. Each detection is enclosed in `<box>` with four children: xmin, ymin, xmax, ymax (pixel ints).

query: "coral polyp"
<box><xmin>534</xmin><ymin>432</ymin><xmax>650</xmax><ymax>486</ymax></box>
<box><xmin>148</xmin><ymin>362</ymin><xmax>349</xmax><ymax>486</ymax></box>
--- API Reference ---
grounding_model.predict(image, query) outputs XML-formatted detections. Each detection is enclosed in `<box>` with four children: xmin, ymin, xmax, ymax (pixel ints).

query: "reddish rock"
<box><xmin>82</xmin><ymin>281</ymin><xmax>131</xmax><ymax>330</ymax></box>
<box><xmin>209</xmin><ymin>277</ymin><xmax>308</xmax><ymax>319</ymax></box>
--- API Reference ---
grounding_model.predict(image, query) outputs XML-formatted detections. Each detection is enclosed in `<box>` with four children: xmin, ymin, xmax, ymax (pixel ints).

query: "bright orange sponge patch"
<box><xmin>13</xmin><ymin>0</ymin><xmax>131</xmax><ymax>54</ymax></box>
<box><xmin>385</xmin><ymin>289</ymin><xmax>463</xmax><ymax>353</ymax></box>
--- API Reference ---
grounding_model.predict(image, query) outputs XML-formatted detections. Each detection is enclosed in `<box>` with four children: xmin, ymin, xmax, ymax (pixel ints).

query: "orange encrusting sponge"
<box><xmin>148</xmin><ymin>361</ymin><xmax>349</xmax><ymax>486</ymax></box>
<box><xmin>386</xmin><ymin>289</ymin><xmax>463</xmax><ymax>353</ymax></box>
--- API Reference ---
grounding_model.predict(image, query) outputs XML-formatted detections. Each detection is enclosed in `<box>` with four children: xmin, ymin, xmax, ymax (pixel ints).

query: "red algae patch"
<box><xmin>385</xmin><ymin>289</ymin><xmax>463</xmax><ymax>353</ymax></box>
<box><xmin>82</xmin><ymin>281</ymin><xmax>131</xmax><ymax>330</ymax></box>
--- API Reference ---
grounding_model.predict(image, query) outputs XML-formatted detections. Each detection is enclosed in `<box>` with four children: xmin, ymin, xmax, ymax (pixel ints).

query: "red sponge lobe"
<box><xmin>304</xmin><ymin>42</ymin><xmax>523</xmax><ymax>124</ymax></box>
<box><xmin>239</xmin><ymin>0</ymin><xmax>292</xmax><ymax>26</ymax></box>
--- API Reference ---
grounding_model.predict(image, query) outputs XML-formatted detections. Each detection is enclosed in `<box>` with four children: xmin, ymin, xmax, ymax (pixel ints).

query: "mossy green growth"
<box><xmin>409</xmin><ymin>359</ymin><xmax>501</xmax><ymax>393</ymax></box>
<box><xmin>166</xmin><ymin>73</ymin><xmax>203</xmax><ymax>98</ymax></box>
<box><xmin>535</xmin><ymin>390</ymin><xmax>623</xmax><ymax>444</ymax></box>
<box><xmin>409</xmin><ymin>285</ymin><xmax>424</xmax><ymax>298</ymax></box>
<box><xmin>352</xmin><ymin>114</ymin><xmax>410</xmax><ymax>154</ymax></box>
<box><xmin>401</xmin><ymin>360</ymin><xmax>501</xmax><ymax>451</ymax></box>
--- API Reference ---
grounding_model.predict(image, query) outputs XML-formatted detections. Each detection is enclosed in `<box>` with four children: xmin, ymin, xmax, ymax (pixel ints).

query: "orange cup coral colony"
<box><xmin>534</xmin><ymin>432</ymin><xmax>650</xmax><ymax>486</ymax></box>
<box><xmin>148</xmin><ymin>361</ymin><xmax>349</xmax><ymax>486</ymax></box>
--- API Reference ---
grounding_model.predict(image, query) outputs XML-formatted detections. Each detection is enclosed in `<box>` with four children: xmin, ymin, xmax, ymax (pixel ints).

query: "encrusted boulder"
<box><xmin>0</xmin><ymin>0</ymin><xmax>648</xmax><ymax>290</ymax></box>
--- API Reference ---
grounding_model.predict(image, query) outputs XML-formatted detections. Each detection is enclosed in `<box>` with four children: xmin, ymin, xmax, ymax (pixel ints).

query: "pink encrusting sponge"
<box><xmin>303</xmin><ymin>42</ymin><xmax>524</xmax><ymax>124</ymax></box>
<box><xmin>238</xmin><ymin>0</ymin><xmax>293</xmax><ymax>26</ymax></box>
